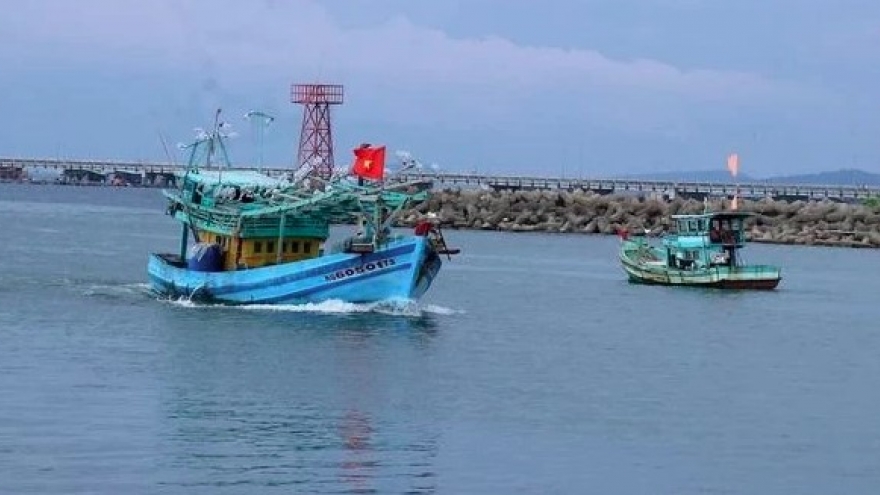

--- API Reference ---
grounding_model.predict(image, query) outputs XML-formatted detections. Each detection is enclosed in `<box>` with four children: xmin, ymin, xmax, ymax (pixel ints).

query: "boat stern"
<box><xmin>147</xmin><ymin>253</ymin><xmax>213</xmax><ymax>300</ymax></box>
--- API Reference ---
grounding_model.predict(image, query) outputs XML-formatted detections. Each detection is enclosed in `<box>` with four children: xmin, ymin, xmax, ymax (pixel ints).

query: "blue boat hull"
<box><xmin>148</xmin><ymin>236</ymin><xmax>442</xmax><ymax>304</ymax></box>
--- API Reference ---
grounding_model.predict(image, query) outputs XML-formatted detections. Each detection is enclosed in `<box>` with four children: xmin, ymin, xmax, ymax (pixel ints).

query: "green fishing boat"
<box><xmin>619</xmin><ymin>211</ymin><xmax>782</xmax><ymax>290</ymax></box>
<box><xmin>147</xmin><ymin>110</ymin><xmax>458</xmax><ymax>304</ymax></box>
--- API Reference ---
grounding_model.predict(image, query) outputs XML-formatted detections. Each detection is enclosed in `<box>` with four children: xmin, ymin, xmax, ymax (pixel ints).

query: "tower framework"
<box><xmin>291</xmin><ymin>83</ymin><xmax>344</xmax><ymax>180</ymax></box>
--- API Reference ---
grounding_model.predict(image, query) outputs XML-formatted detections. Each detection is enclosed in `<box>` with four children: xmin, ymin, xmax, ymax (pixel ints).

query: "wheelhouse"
<box><xmin>663</xmin><ymin>212</ymin><xmax>753</xmax><ymax>270</ymax></box>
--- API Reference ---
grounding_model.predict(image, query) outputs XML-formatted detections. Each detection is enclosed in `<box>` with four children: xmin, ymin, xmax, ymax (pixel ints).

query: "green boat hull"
<box><xmin>619</xmin><ymin>240</ymin><xmax>781</xmax><ymax>290</ymax></box>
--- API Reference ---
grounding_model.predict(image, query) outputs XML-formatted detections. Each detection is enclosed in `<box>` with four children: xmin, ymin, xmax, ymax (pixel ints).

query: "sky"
<box><xmin>1</xmin><ymin>0</ymin><xmax>879</xmax><ymax>177</ymax></box>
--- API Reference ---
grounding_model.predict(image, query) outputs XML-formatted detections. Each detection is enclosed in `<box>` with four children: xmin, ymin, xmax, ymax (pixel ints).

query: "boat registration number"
<box><xmin>324</xmin><ymin>258</ymin><xmax>397</xmax><ymax>282</ymax></box>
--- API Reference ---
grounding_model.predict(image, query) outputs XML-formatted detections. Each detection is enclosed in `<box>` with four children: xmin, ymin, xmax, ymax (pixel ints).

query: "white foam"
<box><xmin>420</xmin><ymin>304</ymin><xmax>465</xmax><ymax>315</ymax></box>
<box><xmin>162</xmin><ymin>297</ymin><xmax>463</xmax><ymax>317</ymax></box>
<box><xmin>81</xmin><ymin>282</ymin><xmax>152</xmax><ymax>297</ymax></box>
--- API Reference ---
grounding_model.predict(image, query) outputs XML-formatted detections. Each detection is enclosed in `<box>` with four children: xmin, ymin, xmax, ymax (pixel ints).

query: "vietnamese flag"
<box><xmin>351</xmin><ymin>145</ymin><xmax>386</xmax><ymax>181</ymax></box>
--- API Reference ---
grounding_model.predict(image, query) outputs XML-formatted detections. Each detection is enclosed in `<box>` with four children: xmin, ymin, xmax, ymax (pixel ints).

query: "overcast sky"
<box><xmin>1</xmin><ymin>0</ymin><xmax>879</xmax><ymax>177</ymax></box>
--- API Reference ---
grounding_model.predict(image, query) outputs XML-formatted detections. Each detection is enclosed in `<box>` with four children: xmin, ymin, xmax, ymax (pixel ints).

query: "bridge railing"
<box><xmin>3</xmin><ymin>157</ymin><xmax>880</xmax><ymax>199</ymax></box>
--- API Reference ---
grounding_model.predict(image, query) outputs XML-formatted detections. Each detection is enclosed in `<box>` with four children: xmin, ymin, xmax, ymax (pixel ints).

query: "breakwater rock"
<box><xmin>398</xmin><ymin>189</ymin><xmax>880</xmax><ymax>248</ymax></box>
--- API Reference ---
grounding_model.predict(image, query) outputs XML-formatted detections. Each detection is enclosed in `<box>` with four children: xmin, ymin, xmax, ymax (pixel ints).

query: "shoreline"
<box><xmin>396</xmin><ymin>188</ymin><xmax>880</xmax><ymax>249</ymax></box>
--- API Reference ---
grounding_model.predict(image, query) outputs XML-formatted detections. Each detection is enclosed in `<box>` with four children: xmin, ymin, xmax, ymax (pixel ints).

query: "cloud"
<box><xmin>4</xmin><ymin>0</ymin><xmax>853</xmax><ymax>175</ymax></box>
<box><xmin>0</xmin><ymin>0</ymin><xmax>808</xmax><ymax>122</ymax></box>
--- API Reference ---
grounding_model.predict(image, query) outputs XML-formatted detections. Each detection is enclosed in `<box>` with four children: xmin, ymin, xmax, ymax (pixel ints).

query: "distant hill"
<box><xmin>622</xmin><ymin>168</ymin><xmax>880</xmax><ymax>186</ymax></box>
<box><xmin>760</xmin><ymin>169</ymin><xmax>880</xmax><ymax>186</ymax></box>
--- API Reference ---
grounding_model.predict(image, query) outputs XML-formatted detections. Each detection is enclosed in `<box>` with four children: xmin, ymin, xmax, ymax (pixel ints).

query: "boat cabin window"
<box><xmin>254</xmin><ymin>241</ymin><xmax>263</xmax><ymax>254</ymax></box>
<box><xmin>267</xmin><ymin>240</ymin><xmax>275</xmax><ymax>254</ymax></box>
<box><xmin>709</xmin><ymin>217</ymin><xmax>745</xmax><ymax>243</ymax></box>
<box><xmin>672</xmin><ymin>249</ymin><xmax>701</xmax><ymax>269</ymax></box>
<box><xmin>676</xmin><ymin>219</ymin><xmax>707</xmax><ymax>234</ymax></box>
<box><xmin>304</xmin><ymin>241</ymin><xmax>312</xmax><ymax>254</ymax></box>
<box><xmin>291</xmin><ymin>241</ymin><xmax>300</xmax><ymax>253</ymax></box>
<box><xmin>282</xmin><ymin>241</ymin><xmax>288</xmax><ymax>253</ymax></box>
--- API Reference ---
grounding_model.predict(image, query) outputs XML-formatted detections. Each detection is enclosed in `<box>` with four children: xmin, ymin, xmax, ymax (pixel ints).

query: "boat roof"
<box><xmin>671</xmin><ymin>211</ymin><xmax>754</xmax><ymax>220</ymax></box>
<box><xmin>180</xmin><ymin>169</ymin><xmax>283</xmax><ymax>188</ymax></box>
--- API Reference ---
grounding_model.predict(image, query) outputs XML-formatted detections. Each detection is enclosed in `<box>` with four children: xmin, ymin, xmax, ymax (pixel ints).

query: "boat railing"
<box><xmin>184</xmin><ymin>203</ymin><xmax>240</xmax><ymax>232</ymax></box>
<box><xmin>328</xmin><ymin>234</ymin><xmax>406</xmax><ymax>254</ymax></box>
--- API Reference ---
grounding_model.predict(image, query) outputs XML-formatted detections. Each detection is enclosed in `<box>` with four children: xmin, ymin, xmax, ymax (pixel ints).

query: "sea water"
<box><xmin>1</xmin><ymin>183</ymin><xmax>879</xmax><ymax>494</ymax></box>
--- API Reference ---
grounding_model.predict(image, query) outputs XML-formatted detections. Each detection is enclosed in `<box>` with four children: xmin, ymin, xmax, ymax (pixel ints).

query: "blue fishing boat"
<box><xmin>619</xmin><ymin>210</ymin><xmax>782</xmax><ymax>289</ymax></box>
<box><xmin>148</xmin><ymin>112</ymin><xmax>458</xmax><ymax>304</ymax></box>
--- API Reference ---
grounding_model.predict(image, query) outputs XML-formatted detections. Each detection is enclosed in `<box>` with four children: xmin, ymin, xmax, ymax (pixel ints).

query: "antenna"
<box><xmin>244</xmin><ymin>110</ymin><xmax>275</xmax><ymax>173</ymax></box>
<box><xmin>157</xmin><ymin>130</ymin><xmax>178</xmax><ymax>168</ymax></box>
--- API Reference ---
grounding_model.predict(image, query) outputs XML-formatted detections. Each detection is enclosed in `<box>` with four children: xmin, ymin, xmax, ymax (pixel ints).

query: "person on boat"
<box><xmin>414</xmin><ymin>220</ymin><xmax>433</xmax><ymax>236</ymax></box>
<box><xmin>192</xmin><ymin>184</ymin><xmax>204</xmax><ymax>205</ymax></box>
<box><xmin>415</xmin><ymin>212</ymin><xmax>442</xmax><ymax>236</ymax></box>
<box><xmin>354</xmin><ymin>215</ymin><xmax>367</xmax><ymax>239</ymax></box>
<box><xmin>415</xmin><ymin>215</ymin><xmax>440</xmax><ymax>236</ymax></box>
<box><xmin>721</xmin><ymin>229</ymin><xmax>735</xmax><ymax>244</ymax></box>
<box><xmin>378</xmin><ymin>208</ymin><xmax>392</xmax><ymax>239</ymax></box>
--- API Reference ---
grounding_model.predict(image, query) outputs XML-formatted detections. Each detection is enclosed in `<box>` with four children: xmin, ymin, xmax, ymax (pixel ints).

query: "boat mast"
<box><xmin>173</xmin><ymin>113</ymin><xmax>222</xmax><ymax>258</ymax></box>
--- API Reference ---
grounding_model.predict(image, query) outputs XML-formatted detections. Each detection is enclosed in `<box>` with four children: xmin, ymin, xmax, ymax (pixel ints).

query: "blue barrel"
<box><xmin>187</xmin><ymin>243</ymin><xmax>224</xmax><ymax>272</ymax></box>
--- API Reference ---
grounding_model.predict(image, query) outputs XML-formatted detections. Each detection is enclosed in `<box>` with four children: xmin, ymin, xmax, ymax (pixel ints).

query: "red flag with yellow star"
<box><xmin>351</xmin><ymin>144</ymin><xmax>386</xmax><ymax>181</ymax></box>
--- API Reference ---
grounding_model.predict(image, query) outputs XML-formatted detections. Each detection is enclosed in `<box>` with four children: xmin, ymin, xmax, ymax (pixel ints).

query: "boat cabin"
<box><xmin>664</xmin><ymin>212</ymin><xmax>752</xmax><ymax>270</ymax></box>
<box><xmin>169</xmin><ymin>170</ymin><xmax>331</xmax><ymax>272</ymax></box>
<box><xmin>194</xmin><ymin>231</ymin><xmax>324</xmax><ymax>271</ymax></box>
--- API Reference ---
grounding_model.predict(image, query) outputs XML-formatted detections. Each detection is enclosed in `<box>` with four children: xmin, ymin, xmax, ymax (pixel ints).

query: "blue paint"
<box><xmin>148</xmin><ymin>236</ymin><xmax>439</xmax><ymax>304</ymax></box>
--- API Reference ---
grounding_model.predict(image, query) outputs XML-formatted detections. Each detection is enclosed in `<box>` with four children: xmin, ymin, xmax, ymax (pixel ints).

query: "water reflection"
<box><xmin>156</xmin><ymin>304</ymin><xmax>441</xmax><ymax>492</ymax></box>
<box><xmin>339</xmin><ymin>409</ymin><xmax>375</xmax><ymax>492</ymax></box>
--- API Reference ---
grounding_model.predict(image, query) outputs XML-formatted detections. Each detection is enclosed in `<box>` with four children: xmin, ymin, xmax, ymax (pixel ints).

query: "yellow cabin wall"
<box><xmin>195</xmin><ymin>232</ymin><xmax>323</xmax><ymax>270</ymax></box>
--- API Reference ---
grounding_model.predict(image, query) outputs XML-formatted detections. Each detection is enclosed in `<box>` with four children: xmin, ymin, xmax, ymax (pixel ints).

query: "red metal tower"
<box><xmin>291</xmin><ymin>83</ymin><xmax>344</xmax><ymax>180</ymax></box>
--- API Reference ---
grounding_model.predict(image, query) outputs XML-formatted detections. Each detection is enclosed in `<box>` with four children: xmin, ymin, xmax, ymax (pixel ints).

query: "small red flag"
<box><xmin>351</xmin><ymin>145</ymin><xmax>386</xmax><ymax>181</ymax></box>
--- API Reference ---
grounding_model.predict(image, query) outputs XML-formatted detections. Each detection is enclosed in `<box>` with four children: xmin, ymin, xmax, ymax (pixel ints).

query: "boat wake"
<box><xmin>72</xmin><ymin>279</ymin><xmax>462</xmax><ymax>317</ymax></box>
<box><xmin>78</xmin><ymin>282</ymin><xmax>154</xmax><ymax>300</ymax></box>
<box><xmin>163</xmin><ymin>297</ymin><xmax>463</xmax><ymax>318</ymax></box>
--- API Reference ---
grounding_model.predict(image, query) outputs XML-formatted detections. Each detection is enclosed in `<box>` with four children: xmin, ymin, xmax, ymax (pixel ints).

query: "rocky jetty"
<box><xmin>399</xmin><ymin>189</ymin><xmax>880</xmax><ymax>248</ymax></box>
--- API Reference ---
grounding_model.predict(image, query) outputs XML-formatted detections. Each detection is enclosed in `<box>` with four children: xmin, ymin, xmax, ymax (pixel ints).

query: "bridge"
<box><xmin>398</xmin><ymin>171</ymin><xmax>880</xmax><ymax>201</ymax></box>
<box><xmin>2</xmin><ymin>156</ymin><xmax>879</xmax><ymax>201</ymax></box>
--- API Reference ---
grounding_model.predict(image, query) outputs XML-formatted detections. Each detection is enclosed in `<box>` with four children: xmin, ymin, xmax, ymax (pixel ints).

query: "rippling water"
<box><xmin>1</xmin><ymin>183</ymin><xmax>879</xmax><ymax>494</ymax></box>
